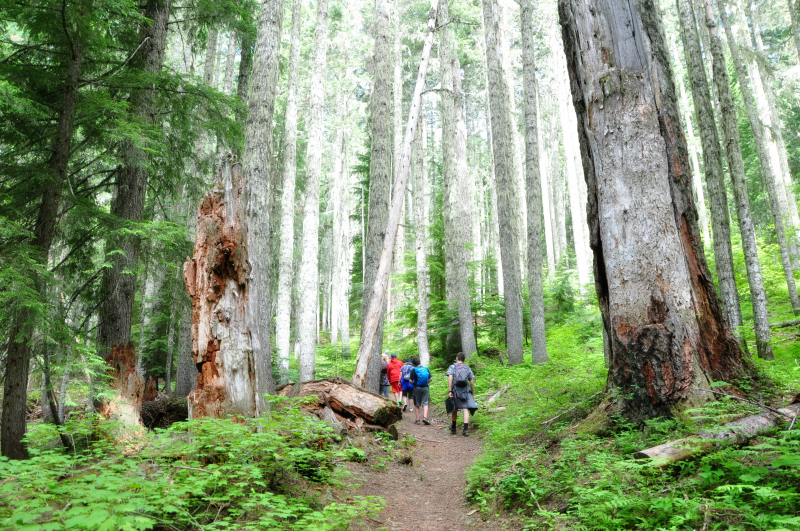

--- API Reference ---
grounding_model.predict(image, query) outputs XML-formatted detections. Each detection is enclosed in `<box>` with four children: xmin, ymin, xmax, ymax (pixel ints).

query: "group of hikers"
<box><xmin>380</xmin><ymin>352</ymin><xmax>478</xmax><ymax>437</ymax></box>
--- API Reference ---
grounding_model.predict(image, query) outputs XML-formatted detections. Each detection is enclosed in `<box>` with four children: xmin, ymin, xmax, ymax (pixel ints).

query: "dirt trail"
<box><xmin>347</xmin><ymin>405</ymin><xmax>500</xmax><ymax>531</ymax></box>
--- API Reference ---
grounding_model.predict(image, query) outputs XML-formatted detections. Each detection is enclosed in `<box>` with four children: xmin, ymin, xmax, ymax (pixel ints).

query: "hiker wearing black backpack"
<box><xmin>447</xmin><ymin>352</ymin><xmax>477</xmax><ymax>436</ymax></box>
<box><xmin>408</xmin><ymin>356</ymin><xmax>432</xmax><ymax>425</ymax></box>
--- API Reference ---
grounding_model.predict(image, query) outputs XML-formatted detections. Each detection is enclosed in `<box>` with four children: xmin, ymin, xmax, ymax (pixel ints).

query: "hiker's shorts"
<box><xmin>413</xmin><ymin>385</ymin><xmax>430</xmax><ymax>407</ymax></box>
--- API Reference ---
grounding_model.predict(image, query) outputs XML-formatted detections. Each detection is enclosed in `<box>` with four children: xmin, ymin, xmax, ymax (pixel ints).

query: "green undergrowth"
<box><xmin>0</xmin><ymin>397</ymin><xmax>381</xmax><ymax>531</ymax></box>
<box><xmin>465</xmin><ymin>313</ymin><xmax>800</xmax><ymax>530</ymax></box>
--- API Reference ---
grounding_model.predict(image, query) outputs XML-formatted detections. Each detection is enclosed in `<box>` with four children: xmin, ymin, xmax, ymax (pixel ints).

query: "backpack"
<box><xmin>452</xmin><ymin>364</ymin><xmax>471</xmax><ymax>388</ymax></box>
<box><xmin>413</xmin><ymin>366</ymin><xmax>430</xmax><ymax>387</ymax></box>
<box><xmin>401</xmin><ymin>364</ymin><xmax>415</xmax><ymax>390</ymax></box>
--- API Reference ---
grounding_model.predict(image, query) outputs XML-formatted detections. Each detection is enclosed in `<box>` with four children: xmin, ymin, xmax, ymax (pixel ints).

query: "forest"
<box><xmin>1</xmin><ymin>0</ymin><xmax>800</xmax><ymax>528</ymax></box>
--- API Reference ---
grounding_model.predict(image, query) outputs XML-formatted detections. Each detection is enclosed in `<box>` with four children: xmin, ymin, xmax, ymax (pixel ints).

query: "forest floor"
<box><xmin>346</xmin><ymin>402</ymin><xmax>502</xmax><ymax>531</ymax></box>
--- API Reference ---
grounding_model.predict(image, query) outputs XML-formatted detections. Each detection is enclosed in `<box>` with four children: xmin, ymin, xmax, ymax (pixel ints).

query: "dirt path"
<box><xmin>347</xmin><ymin>405</ymin><xmax>500</xmax><ymax>531</ymax></box>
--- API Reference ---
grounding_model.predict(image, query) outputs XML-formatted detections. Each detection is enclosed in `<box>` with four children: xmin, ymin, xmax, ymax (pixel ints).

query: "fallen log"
<box><xmin>769</xmin><ymin>319</ymin><xmax>800</xmax><ymax>328</ymax></box>
<box><xmin>277</xmin><ymin>378</ymin><xmax>402</xmax><ymax>428</ymax></box>
<box><xmin>634</xmin><ymin>401</ymin><xmax>800</xmax><ymax>467</ymax></box>
<box><xmin>485</xmin><ymin>384</ymin><xmax>510</xmax><ymax>406</ymax></box>
<box><xmin>141</xmin><ymin>397</ymin><xmax>189</xmax><ymax>430</ymax></box>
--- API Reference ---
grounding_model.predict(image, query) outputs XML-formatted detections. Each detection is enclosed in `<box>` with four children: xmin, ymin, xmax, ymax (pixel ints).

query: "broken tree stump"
<box><xmin>141</xmin><ymin>397</ymin><xmax>189</xmax><ymax>429</ymax></box>
<box><xmin>277</xmin><ymin>378</ymin><xmax>402</xmax><ymax>429</ymax></box>
<box><xmin>634</xmin><ymin>400</ymin><xmax>800</xmax><ymax>467</ymax></box>
<box><xmin>183</xmin><ymin>156</ymin><xmax>260</xmax><ymax>420</ymax></box>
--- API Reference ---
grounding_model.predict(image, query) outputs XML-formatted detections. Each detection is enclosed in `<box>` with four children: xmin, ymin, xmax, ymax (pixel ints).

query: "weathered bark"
<box><xmin>559</xmin><ymin>0</ymin><xmax>747</xmax><ymax>421</ymax></box>
<box><xmin>358</xmin><ymin>0</ymin><xmax>395</xmax><ymax>393</ymax></box>
<box><xmin>278</xmin><ymin>378</ymin><xmax>402</xmax><ymax>427</ymax></box>
<box><xmin>439</xmin><ymin>0</ymin><xmax>477</xmax><ymax>358</ymax></box>
<box><xmin>703</xmin><ymin>0</ymin><xmax>775</xmax><ymax>359</ymax></box>
<box><xmin>520</xmin><ymin>0</ymin><xmax>548</xmax><ymax>364</ymax></box>
<box><xmin>2</xmin><ymin>34</ymin><xmax>84</xmax><ymax>459</ymax></box>
<box><xmin>635</xmin><ymin>401</ymin><xmax>800</xmax><ymax>466</ymax></box>
<box><xmin>99</xmin><ymin>0</ymin><xmax>171</xmax><ymax>358</ymax></box>
<box><xmin>415</xmin><ymin>108</ymin><xmax>431</xmax><ymax>366</ymax></box>
<box><xmin>184</xmin><ymin>158</ymin><xmax>262</xmax><ymax>418</ymax></box>
<box><xmin>676</xmin><ymin>0</ymin><xmax>744</xmax><ymax>341</ymax></box>
<box><xmin>236</xmin><ymin>33</ymin><xmax>254</xmax><ymax>124</ymax></box>
<box><xmin>275</xmin><ymin>0</ymin><xmax>303</xmax><ymax>383</ymax></box>
<box><xmin>241</xmin><ymin>0</ymin><xmax>285</xmax><ymax>412</ymax></box>
<box><xmin>353</xmin><ymin>1</ymin><xmax>438</xmax><ymax>388</ymax></box>
<box><xmin>99</xmin><ymin>343</ymin><xmax>145</xmax><ymax>425</ymax></box>
<box><xmin>296</xmin><ymin>0</ymin><xmax>329</xmax><ymax>383</ymax></box>
<box><xmin>482</xmin><ymin>0</ymin><xmax>524</xmax><ymax>365</ymax></box>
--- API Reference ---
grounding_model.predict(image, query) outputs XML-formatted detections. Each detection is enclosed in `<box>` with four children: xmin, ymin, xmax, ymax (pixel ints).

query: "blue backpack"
<box><xmin>413</xmin><ymin>366</ymin><xmax>430</xmax><ymax>387</ymax></box>
<box><xmin>401</xmin><ymin>364</ymin><xmax>415</xmax><ymax>391</ymax></box>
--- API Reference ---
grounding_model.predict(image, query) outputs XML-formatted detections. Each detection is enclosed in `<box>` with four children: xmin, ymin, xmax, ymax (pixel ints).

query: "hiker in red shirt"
<box><xmin>386</xmin><ymin>352</ymin><xmax>404</xmax><ymax>407</ymax></box>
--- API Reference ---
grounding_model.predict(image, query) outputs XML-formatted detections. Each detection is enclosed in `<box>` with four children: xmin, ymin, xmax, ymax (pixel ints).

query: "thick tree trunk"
<box><xmin>703</xmin><ymin>0</ymin><xmax>775</xmax><ymax>359</ymax></box>
<box><xmin>358</xmin><ymin>0</ymin><xmax>395</xmax><ymax>393</ymax></box>
<box><xmin>439</xmin><ymin>0</ymin><xmax>477</xmax><ymax>358</ymax></box>
<box><xmin>482</xmin><ymin>0</ymin><xmax>525</xmax><ymax>365</ymax></box>
<box><xmin>275</xmin><ymin>0</ymin><xmax>303</xmax><ymax>383</ymax></box>
<box><xmin>559</xmin><ymin>0</ymin><xmax>747</xmax><ymax>421</ymax></box>
<box><xmin>2</xmin><ymin>35</ymin><xmax>84</xmax><ymax>459</ymax></box>
<box><xmin>297</xmin><ymin>0</ymin><xmax>329</xmax><ymax>383</ymax></box>
<box><xmin>675</xmin><ymin>0</ymin><xmax>745</xmax><ymax>343</ymax></box>
<box><xmin>240</xmin><ymin>0</ymin><xmax>285</xmax><ymax>412</ymax></box>
<box><xmin>520</xmin><ymin>0</ymin><xmax>548</xmax><ymax>365</ymax></box>
<box><xmin>415</xmin><ymin>109</ymin><xmax>431</xmax><ymax>366</ymax></box>
<box><xmin>353</xmin><ymin>1</ymin><xmax>437</xmax><ymax>388</ymax></box>
<box><xmin>99</xmin><ymin>0</ymin><xmax>171</xmax><ymax>358</ymax></box>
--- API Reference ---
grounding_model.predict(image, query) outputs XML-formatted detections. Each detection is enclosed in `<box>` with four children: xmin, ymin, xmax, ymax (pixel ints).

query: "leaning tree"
<box><xmin>558</xmin><ymin>0</ymin><xmax>748</xmax><ymax>422</ymax></box>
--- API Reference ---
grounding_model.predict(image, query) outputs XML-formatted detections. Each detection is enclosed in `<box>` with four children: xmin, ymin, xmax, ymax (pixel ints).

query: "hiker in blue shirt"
<box><xmin>400</xmin><ymin>358</ymin><xmax>415</xmax><ymax>412</ymax></box>
<box><xmin>409</xmin><ymin>356</ymin><xmax>431</xmax><ymax>425</ymax></box>
<box><xmin>447</xmin><ymin>352</ymin><xmax>477</xmax><ymax>436</ymax></box>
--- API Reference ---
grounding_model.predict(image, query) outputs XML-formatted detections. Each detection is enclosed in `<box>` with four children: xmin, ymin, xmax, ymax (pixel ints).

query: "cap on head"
<box><xmin>391</xmin><ymin>353</ymin><xmax>397</xmax><ymax>358</ymax></box>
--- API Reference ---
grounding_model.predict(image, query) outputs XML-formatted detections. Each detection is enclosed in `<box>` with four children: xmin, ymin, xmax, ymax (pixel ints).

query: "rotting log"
<box><xmin>634</xmin><ymin>400</ymin><xmax>800</xmax><ymax>467</ymax></box>
<box><xmin>184</xmin><ymin>156</ymin><xmax>260</xmax><ymax>420</ymax></box>
<box><xmin>769</xmin><ymin>320</ymin><xmax>800</xmax><ymax>328</ymax></box>
<box><xmin>485</xmin><ymin>384</ymin><xmax>510</xmax><ymax>406</ymax></box>
<box><xmin>141</xmin><ymin>398</ymin><xmax>189</xmax><ymax>430</ymax></box>
<box><xmin>277</xmin><ymin>378</ymin><xmax>402</xmax><ymax>428</ymax></box>
<box><xmin>98</xmin><ymin>342</ymin><xmax>144</xmax><ymax>426</ymax></box>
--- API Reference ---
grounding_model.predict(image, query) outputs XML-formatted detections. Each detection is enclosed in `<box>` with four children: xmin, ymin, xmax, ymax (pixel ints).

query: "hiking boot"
<box><xmin>422</xmin><ymin>418</ymin><xmax>430</xmax><ymax>425</ymax></box>
<box><xmin>403</xmin><ymin>403</ymin><xmax>407</xmax><ymax>411</ymax></box>
<box><xmin>450</xmin><ymin>421</ymin><xmax>457</xmax><ymax>435</ymax></box>
<box><xmin>414</xmin><ymin>419</ymin><xmax>420</xmax><ymax>425</ymax></box>
<box><xmin>462</xmin><ymin>423</ymin><xmax>470</xmax><ymax>437</ymax></box>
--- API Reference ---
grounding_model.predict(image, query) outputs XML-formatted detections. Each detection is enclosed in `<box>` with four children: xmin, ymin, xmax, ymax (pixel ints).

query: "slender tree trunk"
<box><xmin>2</xmin><ymin>33</ymin><xmax>83</xmax><ymax>459</ymax></box>
<box><xmin>58</xmin><ymin>351</ymin><xmax>71</xmax><ymax>424</ymax></box>
<box><xmin>224</xmin><ymin>32</ymin><xmax>237</xmax><ymax>93</ymax></box>
<box><xmin>275</xmin><ymin>0</ymin><xmax>303</xmax><ymax>383</ymax></box>
<box><xmin>99</xmin><ymin>0</ymin><xmax>171</xmax><ymax>358</ymax></box>
<box><xmin>415</xmin><ymin>107</ymin><xmax>431</xmax><ymax>365</ymax></box>
<box><xmin>297</xmin><ymin>0</ymin><xmax>329</xmax><ymax>383</ymax></box>
<box><xmin>174</xmin><ymin>304</ymin><xmax>196</xmax><ymax>397</ymax></box>
<box><xmin>353</xmin><ymin>0</ymin><xmax>437</xmax><ymax>387</ymax></box>
<box><xmin>521</xmin><ymin>0</ymin><xmax>548</xmax><ymax>364</ymax></box>
<box><xmin>241</xmin><ymin>0</ymin><xmax>285</xmax><ymax>410</ymax></box>
<box><xmin>676</xmin><ymin>0</ymin><xmax>745</xmax><ymax>343</ymax></box>
<box><xmin>702</xmin><ymin>0</ymin><xmax>776</xmax><ymax>357</ymax></box>
<box><xmin>550</xmin><ymin>139</ymin><xmax>567</xmax><ymax>264</ymax></box>
<box><xmin>559</xmin><ymin>0</ymin><xmax>747</xmax><ymax>421</ymax></box>
<box><xmin>482</xmin><ymin>0</ymin><xmax>525</xmax><ymax>365</ymax></box>
<box><xmin>163</xmin><ymin>307</ymin><xmax>176</xmax><ymax>395</ymax></box>
<box><xmin>788</xmin><ymin>0</ymin><xmax>800</xmax><ymax>61</ymax></box>
<box><xmin>42</xmin><ymin>348</ymin><xmax>74</xmax><ymax>452</ymax></box>
<box><xmin>679</xmin><ymin>81</ymin><xmax>710</xmax><ymax>244</ymax></box>
<box><xmin>540</xmin><ymin>113</ymin><xmax>556</xmax><ymax>276</ymax></box>
<box><xmin>236</xmin><ymin>34</ymin><xmax>254</xmax><ymax>124</ymax></box>
<box><xmin>439</xmin><ymin>0</ymin><xmax>477</xmax><ymax>357</ymax></box>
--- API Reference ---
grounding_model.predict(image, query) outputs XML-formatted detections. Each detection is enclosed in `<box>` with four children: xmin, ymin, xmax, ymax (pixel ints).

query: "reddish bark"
<box><xmin>98</xmin><ymin>342</ymin><xmax>145</xmax><ymax>424</ymax></box>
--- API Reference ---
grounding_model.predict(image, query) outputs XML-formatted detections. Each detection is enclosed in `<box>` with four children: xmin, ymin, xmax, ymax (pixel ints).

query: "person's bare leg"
<box><xmin>450</xmin><ymin>411</ymin><xmax>458</xmax><ymax>434</ymax></box>
<box><xmin>422</xmin><ymin>405</ymin><xmax>429</xmax><ymax>421</ymax></box>
<box><xmin>415</xmin><ymin>401</ymin><xmax>421</xmax><ymax>422</ymax></box>
<box><xmin>462</xmin><ymin>409</ymin><xmax>470</xmax><ymax>436</ymax></box>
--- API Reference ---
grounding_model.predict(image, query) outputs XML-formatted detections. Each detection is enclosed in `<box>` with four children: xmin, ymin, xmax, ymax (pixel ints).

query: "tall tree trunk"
<box><xmin>788</xmin><ymin>0</ymin><xmax>800</xmax><ymax>61</ymax></box>
<box><xmin>482</xmin><ymin>0</ymin><xmax>525</xmax><ymax>365</ymax></box>
<box><xmin>391</xmin><ymin>0</ymin><xmax>405</xmax><ymax>333</ymax></box>
<box><xmin>353</xmin><ymin>0</ymin><xmax>438</xmax><ymax>387</ymax></box>
<box><xmin>540</xmin><ymin>113</ymin><xmax>556</xmax><ymax>276</ymax></box>
<box><xmin>703</xmin><ymin>0</ymin><xmax>776</xmax><ymax>358</ymax></box>
<box><xmin>679</xmin><ymin>81</ymin><xmax>710</xmax><ymax>244</ymax></box>
<box><xmin>275</xmin><ymin>0</ymin><xmax>303</xmax><ymax>383</ymax></box>
<box><xmin>99</xmin><ymin>0</ymin><xmax>171</xmax><ymax>362</ymax></box>
<box><xmin>439</xmin><ymin>0</ymin><xmax>477</xmax><ymax>357</ymax></box>
<box><xmin>240</xmin><ymin>0</ymin><xmax>285</xmax><ymax>412</ymax></box>
<box><xmin>675</xmin><ymin>0</ymin><xmax>745</xmax><ymax>343</ymax></box>
<box><xmin>559</xmin><ymin>0</ymin><xmax>747</xmax><ymax>421</ymax></box>
<box><xmin>2</xmin><ymin>33</ymin><xmax>84</xmax><ymax>459</ymax></box>
<box><xmin>358</xmin><ymin>0</ymin><xmax>394</xmax><ymax>392</ymax></box>
<box><xmin>297</xmin><ymin>0</ymin><xmax>329</xmax><ymax>383</ymax></box>
<box><xmin>163</xmin><ymin>305</ymin><xmax>176</xmax><ymax>395</ymax></box>
<box><xmin>174</xmin><ymin>304</ymin><xmax>196</xmax><ymax>397</ymax></box>
<box><xmin>415</xmin><ymin>107</ymin><xmax>431</xmax><ymax>366</ymax></box>
<box><xmin>224</xmin><ymin>32</ymin><xmax>237</xmax><ymax>93</ymax></box>
<box><xmin>550</xmin><ymin>138</ymin><xmax>567</xmax><ymax>265</ymax></box>
<box><xmin>520</xmin><ymin>0</ymin><xmax>548</xmax><ymax>364</ymax></box>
